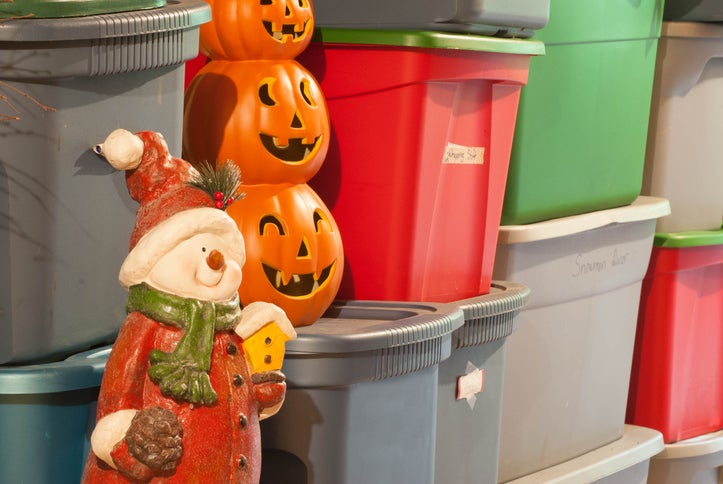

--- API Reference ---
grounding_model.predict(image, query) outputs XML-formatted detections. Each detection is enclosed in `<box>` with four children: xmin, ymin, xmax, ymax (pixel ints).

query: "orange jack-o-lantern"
<box><xmin>228</xmin><ymin>183</ymin><xmax>343</xmax><ymax>327</ymax></box>
<box><xmin>183</xmin><ymin>59</ymin><xmax>329</xmax><ymax>185</ymax></box>
<box><xmin>200</xmin><ymin>0</ymin><xmax>314</xmax><ymax>61</ymax></box>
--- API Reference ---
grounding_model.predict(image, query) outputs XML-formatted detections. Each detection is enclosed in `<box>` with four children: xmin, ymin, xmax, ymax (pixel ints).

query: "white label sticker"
<box><xmin>443</xmin><ymin>143</ymin><xmax>485</xmax><ymax>165</ymax></box>
<box><xmin>457</xmin><ymin>361</ymin><xmax>485</xmax><ymax>410</ymax></box>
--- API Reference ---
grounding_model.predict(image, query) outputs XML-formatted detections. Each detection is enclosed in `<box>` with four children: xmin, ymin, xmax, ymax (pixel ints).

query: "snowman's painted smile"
<box><xmin>262</xmin><ymin>261</ymin><xmax>335</xmax><ymax>297</ymax></box>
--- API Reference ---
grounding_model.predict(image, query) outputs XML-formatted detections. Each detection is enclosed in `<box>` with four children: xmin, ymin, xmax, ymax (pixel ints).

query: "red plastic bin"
<box><xmin>300</xmin><ymin>29</ymin><xmax>543</xmax><ymax>302</ymax></box>
<box><xmin>627</xmin><ymin>230</ymin><xmax>723</xmax><ymax>443</ymax></box>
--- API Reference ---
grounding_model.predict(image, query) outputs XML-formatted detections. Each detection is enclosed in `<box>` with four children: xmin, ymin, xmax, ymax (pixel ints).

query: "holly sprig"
<box><xmin>189</xmin><ymin>161</ymin><xmax>245</xmax><ymax>210</ymax></box>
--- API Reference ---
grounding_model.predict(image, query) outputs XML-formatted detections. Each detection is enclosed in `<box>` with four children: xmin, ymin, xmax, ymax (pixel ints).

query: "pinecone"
<box><xmin>125</xmin><ymin>406</ymin><xmax>184</xmax><ymax>471</ymax></box>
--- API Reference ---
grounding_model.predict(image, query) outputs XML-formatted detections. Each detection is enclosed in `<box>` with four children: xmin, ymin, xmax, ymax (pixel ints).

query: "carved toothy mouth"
<box><xmin>262</xmin><ymin>261</ymin><xmax>335</xmax><ymax>297</ymax></box>
<box><xmin>259</xmin><ymin>134</ymin><xmax>320</xmax><ymax>163</ymax></box>
<box><xmin>263</xmin><ymin>19</ymin><xmax>310</xmax><ymax>42</ymax></box>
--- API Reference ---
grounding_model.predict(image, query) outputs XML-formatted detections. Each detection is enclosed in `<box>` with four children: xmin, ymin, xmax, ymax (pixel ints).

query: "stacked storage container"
<box><xmin>493</xmin><ymin>0</ymin><xmax>670</xmax><ymax>481</ymax></box>
<box><xmin>628</xmin><ymin>4</ymin><xmax>723</xmax><ymax>480</ymax></box>
<box><xmin>254</xmin><ymin>2</ymin><xmax>545</xmax><ymax>483</ymax></box>
<box><xmin>0</xmin><ymin>2</ymin><xmax>210</xmax><ymax>481</ymax></box>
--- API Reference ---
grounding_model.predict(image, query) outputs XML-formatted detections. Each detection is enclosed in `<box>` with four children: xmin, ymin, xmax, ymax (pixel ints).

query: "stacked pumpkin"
<box><xmin>183</xmin><ymin>0</ymin><xmax>343</xmax><ymax>327</ymax></box>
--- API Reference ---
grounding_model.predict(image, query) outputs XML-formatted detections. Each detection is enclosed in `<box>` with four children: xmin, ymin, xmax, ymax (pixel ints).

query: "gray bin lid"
<box><xmin>0</xmin><ymin>0</ymin><xmax>166</xmax><ymax>19</ymax></box>
<box><xmin>0</xmin><ymin>0</ymin><xmax>210</xmax><ymax>42</ymax></box>
<box><xmin>283</xmin><ymin>301</ymin><xmax>464</xmax><ymax>387</ymax></box>
<box><xmin>453</xmin><ymin>281</ymin><xmax>530</xmax><ymax>349</ymax></box>
<box><xmin>0</xmin><ymin>346</ymin><xmax>110</xmax><ymax>395</ymax></box>
<box><xmin>0</xmin><ymin>0</ymin><xmax>211</xmax><ymax>78</ymax></box>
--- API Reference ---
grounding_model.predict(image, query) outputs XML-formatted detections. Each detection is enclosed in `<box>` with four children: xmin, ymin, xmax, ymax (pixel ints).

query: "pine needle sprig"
<box><xmin>189</xmin><ymin>161</ymin><xmax>245</xmax><ymax>210</ymax></box>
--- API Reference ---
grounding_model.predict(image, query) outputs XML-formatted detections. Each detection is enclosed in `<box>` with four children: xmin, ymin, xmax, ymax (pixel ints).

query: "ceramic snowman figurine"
<box><xmin>82</xmin><ymin>129</ymin><xmax>296</xmax><ymax>483</ymax></box>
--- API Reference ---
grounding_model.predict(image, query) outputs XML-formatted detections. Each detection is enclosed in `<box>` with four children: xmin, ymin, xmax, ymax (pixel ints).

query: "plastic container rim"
<box><xmin>311</xmin><ymin>27</ymin><xmax>545</xmax><ymax>56</ymax></box>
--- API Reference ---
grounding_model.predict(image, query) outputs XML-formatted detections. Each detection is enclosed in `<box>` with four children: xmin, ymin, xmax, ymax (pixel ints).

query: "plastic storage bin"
<box><xmin>643</xmin><ymin>21</ymin><xmax>723</xmax><ymax>233</ymax></box>
<box><xmin>436</xmin><ymin>282</ymin><xmax>529</xmax><ymax>484</ymax></box>
<box><xmin>259</xmin><ymin>300</ymin><xmax>463</xmax><ymax>484</ymax></box>
<box><xmin>648</xmin><ymin>429</ymin><xmax>723</xmax><ymax>484</ymax></box>
<box><xmin>309</xmin><ymin>0</ymin><xmax>549</xmax><ymax>38</ymax></box>
<box><xmin>501</xmin><ymin>0</ymin><xmax>664</xmax><ymax>225</ymax></box>
<box><xmin>0</xmin><ymin>346</ymin><xmax>110</xmax><ymax>484</ymax></box>
<box><xmin>664</xmin><ymin>0</ymin><xmax>723</xmax><ymax>21</ymax></box>
<box><xmin>506</xmin><ymin>425</ymin><xmax>664</xmax><ymax>484</ymax></box>
<box><xmin>0</xmin><ymin>0</ymin><xmax>210</xmax><ymax>364</ymax></box>
<box><xmin>492</xmin><ymin>196</ymin><xmax>671</xmax><ymax>482</ymax></box>
<box><xmin>302</xmin><ymin>29</ymin><xmax>543</xmax><ymax>303</ymax></box>
<box><xmin>626</xmin><ymin>230</ymin><xmax>723</xmax><ymax>443</ymax></box>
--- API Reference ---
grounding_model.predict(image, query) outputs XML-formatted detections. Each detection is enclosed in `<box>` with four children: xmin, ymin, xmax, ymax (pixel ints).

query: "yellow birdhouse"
<box><xmin>235</xmin><ymin>301</ymin><xmax>297</xmax><ymax>374</ymax></box>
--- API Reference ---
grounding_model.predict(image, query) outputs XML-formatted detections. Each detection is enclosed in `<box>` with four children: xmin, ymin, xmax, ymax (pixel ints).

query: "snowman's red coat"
<box><xmin>82</xmin><ymin>310</ymin><xmax>285</xmax><ymax>483</ymax></box>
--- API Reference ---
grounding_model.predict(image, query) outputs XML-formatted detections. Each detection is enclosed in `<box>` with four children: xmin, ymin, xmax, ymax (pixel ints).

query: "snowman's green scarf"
<box><xmin>127</xmin><ymin>283</ymin><xmax>242</xmax><ymax>406</ymax></box>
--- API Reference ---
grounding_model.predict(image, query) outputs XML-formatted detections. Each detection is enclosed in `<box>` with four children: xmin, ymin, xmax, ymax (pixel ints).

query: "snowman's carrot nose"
<box><xmin>206</xmin><ymin>249</ymin><xmax>226</xmax><ymax>271</ymax></box>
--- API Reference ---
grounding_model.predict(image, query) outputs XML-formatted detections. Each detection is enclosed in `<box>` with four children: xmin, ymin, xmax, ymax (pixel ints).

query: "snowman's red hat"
<box><xmin>95</xmin><ymin>129</ymin><xmax>245</xmax><ymax>289</ymax></box>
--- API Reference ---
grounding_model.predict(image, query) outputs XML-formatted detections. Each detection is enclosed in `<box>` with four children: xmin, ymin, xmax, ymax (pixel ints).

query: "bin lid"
<box><xmin>498</xmin><ymin>196</ymin><xmax>671</xmax><ymax>245</ymax></box>
<box><xmin>654</xmin><ymin>227</ymin><xmax>723</xmax><ymax>248</ymax></box>
<box><xmin>508</xmin><ymin>425</ymin><xmax>664</xmax><ymax>483</ymax></box>
<box><xmin>311</xmin><ymin>28</ymin><xmax>545</xmax><ymax>56</ymax></box>
<box><xmin>652</xmin><ymin>428</ymin><xmax>723</xmax><ymax>460</ymax></box>
<box><xmin>453</xmin><ymin>282</ymin><xmax>530</xmax><ymax>349</ymax></box>
<box><xmin>287</xmin><ymin>300</ymin><xmax>464</xmax><ymax>355</ymax></box>
<box><xmin>0</xmin><ymin>0</ymin><xmax>210</xmax><ymax>41</ymax></box>
<box><xmin>0</xmin><ymin>346</ymin><xmax>110</xmax><ymax>395</ymax></box>
<box><xmin>0</xmin><ymin>0</ymin><xmax>165</xmax><ymax>19</ymax></box>
<box><xmin>662</xmin><ymin>20</ymin><xmax>723</xmax><ymax>39</ymax></box>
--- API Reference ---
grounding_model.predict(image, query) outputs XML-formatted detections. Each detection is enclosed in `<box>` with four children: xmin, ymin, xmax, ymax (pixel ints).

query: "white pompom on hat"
<box><xmin>95</xmin><ymin>129</ymin><xmax>245</xmax><ymax>289</ymax></box>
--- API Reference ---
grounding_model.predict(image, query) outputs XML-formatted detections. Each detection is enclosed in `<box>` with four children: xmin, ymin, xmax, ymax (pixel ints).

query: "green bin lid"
<box><xmin>0</xmin><ymin>0</ymin><xmax>165</xmax><ymax>19</ymax></box>
<box><xmin>312</xmin><ymin>28</ymin><xmax>545</xmax><ymax>56</ymax></box>
<box><xmin>654</xmin><ymin>227</ymin><xmax>723</xmax><ymax>248</ymax></box>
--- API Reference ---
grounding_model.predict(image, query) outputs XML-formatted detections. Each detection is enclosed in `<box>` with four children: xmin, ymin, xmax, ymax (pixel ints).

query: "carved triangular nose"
<box><xmin>297</xmin><ymin>239</ymin><xmax>309</xmax><ymax>258</ymax></box>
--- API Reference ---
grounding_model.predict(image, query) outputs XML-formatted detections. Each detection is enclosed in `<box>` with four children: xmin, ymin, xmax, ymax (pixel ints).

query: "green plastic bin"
<box><xmin>501</xmin><ymin>0</ymin><xmax>665</xmax><ymax>225</ymax></box>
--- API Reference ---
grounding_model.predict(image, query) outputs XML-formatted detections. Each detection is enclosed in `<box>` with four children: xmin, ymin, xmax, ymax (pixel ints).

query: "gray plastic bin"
<box><xmin>0</xmin><ymin>345</ymin><xmax>110</xmax><ymax>484</ymax></box>
<box><xmin>310</xmin><ymin>0</ymin><xmax>549</xmax><ymax>38</ymax></box>
<box><xmin>0</xmin><ymin>0</ymin><xmax>210</xmax><ymax>364</ymax></box>
<box><xmin>493</xmin><ymin>197</ymin><xmax>670</xmax><ymax>482</ymax></box>
<box><xmin>260</xmin><ymin>300</ymin><xmax>464</xmax><ymax>484</ymax></box>
<box><xmin>435</xmin><ymin>282</ymin><xmax>529</xmax><ymax>484</ymax></box>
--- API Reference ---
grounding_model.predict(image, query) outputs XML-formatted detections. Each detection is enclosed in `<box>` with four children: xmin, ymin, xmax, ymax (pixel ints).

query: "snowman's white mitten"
<box><xmin>90</xmin><ymin>409</ymin><xmax>139</xmax><ymax>469</ymax></box>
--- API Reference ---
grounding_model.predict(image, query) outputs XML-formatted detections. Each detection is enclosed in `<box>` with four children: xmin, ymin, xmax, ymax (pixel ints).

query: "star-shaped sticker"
<box><xmin>457</xmin><ymin>361</ymin><xmax>485</xmax><ymax>410</ymax></box>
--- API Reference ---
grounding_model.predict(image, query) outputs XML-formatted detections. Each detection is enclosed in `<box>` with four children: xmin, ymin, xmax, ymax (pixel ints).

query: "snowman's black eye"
<box><xmin>202</xmin><ymin>247</ymin><xmax>207</xmax><ymax>252</ymax></box>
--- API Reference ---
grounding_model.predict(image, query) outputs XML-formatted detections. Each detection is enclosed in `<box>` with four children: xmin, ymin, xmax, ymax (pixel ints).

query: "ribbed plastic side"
<box><xmin>89</xmin><ymin>30</ymin><xmax>188</xmax><ymax>75</ymax></box>
<box><xmin>96</xmin><ymin>5</ymin><xmax>196</xmax><ymax>37</ymax></box>
<box><xmin>374</xmin><ymin>314</ymin><xmax>459</xmax><ymax>380</ymax></box>
<box><xmin>454</xmin><ymin>282</ymin><xmax>530</xmax><ymax>349</ymax></box>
